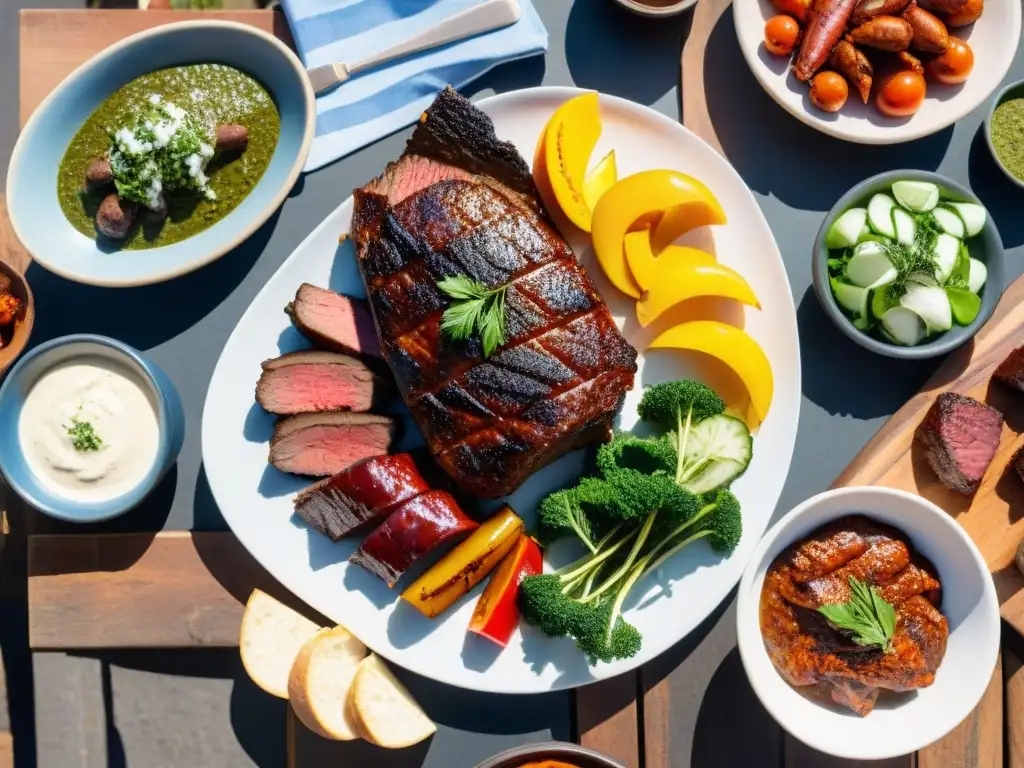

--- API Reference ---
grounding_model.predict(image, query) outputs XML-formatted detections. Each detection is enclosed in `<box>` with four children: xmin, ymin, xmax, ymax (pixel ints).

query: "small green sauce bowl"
<box><xmin>984</xmin><ymin>79</ymin><xmax>1024</xmax><ymax>191</ymax></box>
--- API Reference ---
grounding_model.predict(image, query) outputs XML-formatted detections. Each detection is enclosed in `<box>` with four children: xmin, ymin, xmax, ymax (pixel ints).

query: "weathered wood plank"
<box><xmin>917</xmin><ymin>654</ymin><xmax>1003</xmax><ymax>768</ymax></box>
<box><xmin>28</xmin><ymin>532</ymin><xmax>324</xmax><ymax>649</ymax></box>
<box><xmin>1006</xmin><ymin>645</ymin><xmax>1024</xmax><ymax>768</ymax></box>
<box><xmin>784</xmin><ymin>738</ymin><xmax>914</xmax><ymax>768</ymax></box>
<box><xmin>576</xmin><ymin>674</ymin><xmax>640</xmax><ymax>768</ymax></box>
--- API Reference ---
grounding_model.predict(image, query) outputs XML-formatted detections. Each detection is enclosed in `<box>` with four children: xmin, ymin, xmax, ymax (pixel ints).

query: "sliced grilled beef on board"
<box><xmin>914</xmin><ymin>392</ymin><xmax>1004</xmax><ymax>495</ymax></box>
<box><xmin>255</xmin><ymin>351</ymin><xmax>389</xmax><ymax>415</ymax></box>
<box><xmin>293</xmin><ymin>453</ymin><xmax>430</xmax><ymax>541</ymax></box>
<box><xmin>269</xmin><ymin>412</ymin><xmax>397</xmax><ymax>476</ymax></box>
<box><xmin>994</xmin><ymin>345</ymin><xmax>1024</xmax><ymax>393</ymax></box>
<box><xmin>351</xmin><ymin>86</ymin><xmax>638</xmax><ymax>498</ymax></box>
<box><xmin>286</xmin><ymin>283</ymin><xmax>381</xmax><ymax>359</ymax></box>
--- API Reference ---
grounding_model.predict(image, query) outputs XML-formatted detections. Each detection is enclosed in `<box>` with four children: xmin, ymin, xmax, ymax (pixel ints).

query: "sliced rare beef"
<box><xmin>914</xmin><ymin>392</ymin><xmax>1004</xmax><ymax>494</ymax></box>
<box><xmin>349</xmin><ymin>490</ymin><xmax>477</xmax><ymax>587</ymax></box>
<box><xmin>994</xmin><ymin>345</ymin><xmax>1024</xmax><ymax>393</ymax></box>
<box><xmin>286</xmin><ymin>283</ymin><xmax>381</xmax><ymax>359</ymax></box>
<box><xmin>255</xmin><ymin>351</ymin><xmax>389</xmax><ymax>415</ymax></box>
<box><xmin>293</xmin><ymin>453</ymin><xmax>429</xmax><ymax>541</ymax></box>
<box><xmin>269</xmin><ymin>412</ymin><xmax>397</xmax><ymax>476</ymax></box>
<box><xmin>351</xmin><ymin>87</ymin><xmax>638</xmax><ymax>498</ymax></box>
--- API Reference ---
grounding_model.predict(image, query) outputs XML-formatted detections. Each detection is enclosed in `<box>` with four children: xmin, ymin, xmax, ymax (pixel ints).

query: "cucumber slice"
<box><xmin>867</xmin><ymin>194</ymin><xmax>897</xmax><ymax>238</ymax></box>
<box><xmin>892</xmin><ymin>207</ymin><xmax>917</xmax><ymax>246</ymax></box>
<box><xmin>831</xmin><ymin>278</ymin><xmax>870</xmax><ymax>320</ymax></box>
<box><xmin>892</xmin><ymin>181</ymin><xmax>940</xmax><ymax>213</ymax></box>
<box><xmin>679</xmin><ymin>414</ymin><xmax>752</xmax><ymax>494</ymax></box>
<box><xmin>947</xmin><ymin>287</ymin><xmax>982</xmax><ymax>325</ymax></box>
<box><xmin>846</xmin><ymin>245</ymin><xmax>897</xmax><ymax>289</ymax></box>
<box><xmin>932</xmin><ymin>207</ymin><xmax>965</xmax><ymax>239</ymax></box>
<box><xmin>945</xmin><ymin>202</ymin><xmax>987</xmax><ymax>237</ymax></box>
<box><xmin>871</xmin><ymin>287</ymin><xmax>899</xmax><ymax>320</ymax></box>
<box><xmin>933</xmin><ymin>233</ymin><xmax>960</xmax><ymax>284</ymax></box>
<box><xmin>968</xmin><ymin>258</ymin><xmax>987</xmax><ymax>294</ymax></box>
<box><xmin>857</xmin><ymin>231</ymin><xmax>889</xmax><ymax>245</ymax></box>
<box><xmin>899</xmin><ymin>282</ymin><xmax>952</xmax><ymax>333</ymax></box>
<box><xmin>950</xmin><ymin>243</ymin><xmax>970</xmax><ymax>288</ymax></box>
<box><xmin>881</xmin><ymin>306</ymin><xmax>927</xmax><ymax>346</ymax></box>
<box><xmin>907</xmin><ymin>271</ymin><xmax>939</xmax><ymax>288</ymax></box>
<box><xmin>826</xmin><ymin>208</ymin><xmax>869</xmax><ymax>249</ymax></box>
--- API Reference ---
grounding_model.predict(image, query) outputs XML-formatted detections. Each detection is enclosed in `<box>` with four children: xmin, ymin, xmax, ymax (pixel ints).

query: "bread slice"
<box><xmin>239</xmin><ymin>589</ymin><xmax>322</xmax><ymax>698</ymax></box>
<box><xmin>349</xmin><ymin>654</ymin><xmax>436</xmax><ymax>748</ymax></box>
<box><xmin>288</xmin><ymin>625</ymin><xmax>367</xmax><ymax>740</ymax></box>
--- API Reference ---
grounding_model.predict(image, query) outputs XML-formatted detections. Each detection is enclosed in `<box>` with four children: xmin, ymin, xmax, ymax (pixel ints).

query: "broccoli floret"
<box><xmin>574</xmin><ymin>600</ymin><xmax>643</xmax><ymax>664</ymax></box>
<box><xmin>596</xmin><ymin>433</ymin><xmax>677</xmax><ymax>477</ymax></box>
<box><xmin>537</xmin><ymin>488</ymin><xmax>595</xmax><ymax>551</ymax></box>
<box><xmin>518</xmin><ymin>573</ymin><xmax>582</xmax><ymax>637</ymax></box>
<box><xmin>701</xmin><ymin>489</ymin><xmax>743</xmax><ymax>553</ymax></box>
<box><xmin>599</xmin><ymin>469</ymin><xmax>679</xmax><ymax>521</ymax></box>
<box><xmin>638</xmin><ymin>380</ymin><xmax>725</xmax><ymax>429</ymax></box>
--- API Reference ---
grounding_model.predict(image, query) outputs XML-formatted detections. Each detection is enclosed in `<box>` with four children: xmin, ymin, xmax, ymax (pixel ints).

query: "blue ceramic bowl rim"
<box><xmin>811</xmin><ymin>169</ymin><xmax>1005</xmax><ymax>360</ymax></box>
<box><xmin>5</xmin><ymin>20</ymin><xmax>315</xmax><ymax>287</ymax></box>
<box><xmin>984</xmin><ymin>78</ymin><xmax>1024</xmax><ymax>191</ymax></box>
<box><xmin>0</xmin><ymin>334</ymin><xmax>179</xmax><ymax>522</ymax></box>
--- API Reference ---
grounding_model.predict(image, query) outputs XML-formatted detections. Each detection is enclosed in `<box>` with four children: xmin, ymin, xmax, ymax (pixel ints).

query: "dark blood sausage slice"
<box><xmin>269</xmin><ymin>412</ymin><xmax>397</xmax><ymax>476</ymax></box>
<box><xmin>993</xmin><ymin>345</ymin><xmax>1024</xmax><ymax>394</ymax></box>
<box><xmin>349</xmin><ymin>490</ymin><xmax>478</xmax><ymax>587</ymax></box>
<box><xmin>914</xmin><ymin>392</ymin><xmax>1003</xmax><ymax>495</ymax></box>
<box><xmin>255</xmin><ymin>351</ymin><xmax>390</xmax><ymax>415</ymax></box>
<box><xmin>285</xmin><ymin>283</ymin><xmax>382</xmax><ymax>360</ymax></box>
<box><xmin>293</xmin><ymin>454</ymin><xmax>430</xmax><ymax>541</ymax></box>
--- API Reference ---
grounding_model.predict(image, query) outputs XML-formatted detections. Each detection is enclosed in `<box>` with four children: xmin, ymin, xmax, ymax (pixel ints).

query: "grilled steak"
<box><xmin>269</xmin><ymin>412</ymin><xmax>396</xmax><ymax>476</ymax></box>
<box><xmin>761</xmin><ymin>516</ymin><xmax>947</xmax><ymax>716</ymax></box>
<box><xmin>351</xmin><ymin>87</ymin><xmax>638</xmax><ymax>498</ymax></box>
<box><xmin>915</xmin><ymin>392</ymin><xmax>1003</xmax><ymax>494</ymax></box>
<box><xmin>255</xmin><ymin>351</ymin><xmax>389</xmax><ymax>415</ymax></box>
<box><xmin>994</xmin><ymin>345</ymin><xmax>1024</xmax><ymax>393</ymax></box>
<box><xmin>293</xmin><ymin>454</ymin><xmax>429</xmax><ymax>541</ymax></box>
<box><xmin>286</xmin><ymin>283</ymin><xmax>381</xmax><ymax>359</ymax></box>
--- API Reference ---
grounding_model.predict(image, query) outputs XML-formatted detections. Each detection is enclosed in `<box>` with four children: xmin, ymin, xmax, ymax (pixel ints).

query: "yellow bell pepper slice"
<box><xmin>582</xmin><ymin>150</ymin><xmax>617</xmax><ymax>212</ymax></box>
<box><xmin>544</xmin><ymin>93</ymin><xmax>601</xmax><ymax>232</ymax></box>
<box><xmin>624</xmin><ymin>229</ymin><xmax>716</xmax><ymax>292</ymax></box>
<box><xmin>592</xmin><ymin>170</ymin><xmax>726</xmax><ymax>299</ymax></box>
<box><xmin>648</xmin><ymin>321</ymin><xmax>774</xmax><ymax>422</ymax></box>
<box><xmin>636</xmin><ymin>262</ymin><xmax>760</xmax><ymax>327</ymax></box>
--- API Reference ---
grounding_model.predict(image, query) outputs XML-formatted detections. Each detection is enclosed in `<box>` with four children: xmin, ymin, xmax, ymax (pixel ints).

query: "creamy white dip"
<box><xmin>18</xmin><ymin>356</ymin><xmax>160</xmax><ymax>502</ymax></box>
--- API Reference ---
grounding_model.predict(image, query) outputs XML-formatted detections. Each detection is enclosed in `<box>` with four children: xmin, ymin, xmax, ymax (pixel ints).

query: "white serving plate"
<box><xmin>201</xmin><ymin>87</ymin><xmax>801</xmax><ymax>693</ymax></box>
<box><xmin>733</xmin><ymin>0</ymin><xmax>1021</xmax><ymax>144</ymax></box>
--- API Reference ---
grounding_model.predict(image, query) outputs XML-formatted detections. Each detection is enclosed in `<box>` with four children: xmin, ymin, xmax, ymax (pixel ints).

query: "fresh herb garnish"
<box><xmin>64</xmin><ymin>417</ymin><xmax>103</xmax><ymax>452</ymax></box>
<box><xmin>437</xmin><ymin>275</ymin><xmax>508</xmax><ymax>358</ymax></box>
<box><xmin>817</xmin><ymin>575</ymin><xmax>896</xmax><ymax>653</ymax></box>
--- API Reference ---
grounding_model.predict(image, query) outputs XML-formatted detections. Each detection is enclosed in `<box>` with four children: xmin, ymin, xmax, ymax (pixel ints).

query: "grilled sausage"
<box><xmin>793</xmin><ymin>0</ymin><xmax>862</xmax><ymax>80</ymax></box>
<box><xmin>903</xmin><ymin>5</ymin><xmax>950</xmax><ymax>51</ymax></box>
<box><xmin>848</xmin><ymin>15</ymin><xmax>914</xmax><ymax>50</ymax></box>
<box><xmin>851</xmin><ymin>0</ymin><xmax>912</xmax><ymax>26</ymax></box>
<box><xmin>830</xmin><ymin>41</ymin><xmax>874</xmax><ymax>103</ymax></box>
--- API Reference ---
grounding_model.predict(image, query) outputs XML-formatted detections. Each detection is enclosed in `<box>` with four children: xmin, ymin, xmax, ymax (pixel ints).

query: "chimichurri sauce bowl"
<box><xmin>7</xmin><ymin>21</ymin><xmax>314</xmax><ymax>286</ymax></box>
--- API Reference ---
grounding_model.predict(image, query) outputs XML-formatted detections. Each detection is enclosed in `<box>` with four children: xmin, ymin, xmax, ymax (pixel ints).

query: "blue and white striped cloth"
<box><xmin>279</xmin><ymin>0</ymin><xmax>549</xmax><ymax>171</ymax></box>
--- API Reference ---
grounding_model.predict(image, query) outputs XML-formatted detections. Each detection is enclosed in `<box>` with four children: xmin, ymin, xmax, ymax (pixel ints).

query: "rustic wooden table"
<box><xmin>5</xmin><ymin>4</ymin><xmax>1024</xmax><ymax>768</ymax></box>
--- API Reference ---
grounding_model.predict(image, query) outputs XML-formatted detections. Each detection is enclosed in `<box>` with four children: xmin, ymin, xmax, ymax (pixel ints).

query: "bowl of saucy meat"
<box><xmin>6</xmin><ymin>21</ymin><xmax>314</xmax><ymax>286</ymax></box>
<box><xmin>736</xmin><ymin>486</ymin><xmax>998</xmax><ymax>760</ymax></box>
<box><xmin>475</xmin><ymin>742</ymin><xmax>625</xmax><ymax>768</ymax></box>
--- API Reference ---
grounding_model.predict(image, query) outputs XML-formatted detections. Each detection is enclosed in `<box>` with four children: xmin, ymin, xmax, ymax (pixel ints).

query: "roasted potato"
<box><xmin>85</xmin><ymin>156</ymin><xmax>113</xmax><ymax>187</ymax></box>
<box><xmin>941</xmin><ymin>0</ymin><xmax>983</xmax><ymax>26</ymax></box>
<box><xmin>771</xmin><ymin>0</ymin><xmax>812</xmax><ymax>23</ymax></box>
<box><xmin>830</xmin><ymin>40</ymin><xmax>873</xmax><ymax>103</ymax></box>
<box><xmin>851</xmin><ymin>0</ymin><xmax>912</xmax><ymax>26</ymax></box>
<box><xmin>95</xmin><ymin>194</ymin><xmax>137</xmax><ymax>240</ymax></box>
<box><xmin>848</xmin><ymin>15</ymin><xmax>914</xmax><ymax>50</ymax></box>
<box><xmin>903</xmin><ymin>5</ymin><xmax>950</xmax><ymax>52</ymax></box>
<box><xmin>215</xmin><ymin>123</ymin><xmax>249</xmax><ymax>153</ymax></box>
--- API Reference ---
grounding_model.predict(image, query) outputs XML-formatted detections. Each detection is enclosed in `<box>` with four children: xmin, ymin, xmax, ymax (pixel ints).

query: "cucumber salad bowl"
<box><xmin>812</xmin><ymin>171</ymin><xmax>1004</xmax><ymax>360</ymax></box>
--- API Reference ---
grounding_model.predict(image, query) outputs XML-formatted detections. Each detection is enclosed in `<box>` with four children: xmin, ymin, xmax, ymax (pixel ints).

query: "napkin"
<box><xmin>278</xmin><ymin>0</ymin><xmax>549</xmax><ymax>172</ymax></box>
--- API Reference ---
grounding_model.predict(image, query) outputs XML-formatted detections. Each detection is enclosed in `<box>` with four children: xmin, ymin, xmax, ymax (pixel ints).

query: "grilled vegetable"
<box><xmin>902</xmin><ymin>5</ymin><xmax>950</xmax><ymax>52</ymax></box>
<box><xmin>925</xmin><ymin>37</ymin><xmax>973</xmax><ymax>83</ymax></box>
<box><xmin>468</xmin><ymin>535</ymin><xmax>543</xmax><ymax>647</ymax></box>
<box><xmin>849</xmin><ymin>16</ymin><xmax>914</xmax><ymax>50</ymax></box>
<box><xmin>771</xmin><ymin>0</ymin><xmax>813</xmax><ymax>21</ymax></box>
<box><xmin>851</xmin><ymin>0</ymin><xmax>912</xmax><ymax>25</ymax></box>
<box><xmin>765</xmin><ymin>14</ymin><xmax>802</xmax><ymax>55</ymax></box>
<box><xmin>810</xmin><ymin>71</ymin><xmax>850</xmax><ymax>112</ymax></box>
<box><xmin>920</xmin><ymin>0</ymin><xmax>982</xmax><ymax>25</ymax></box>
<box><xmin>401</xmin><ymin>505</ymin><xmax>524</xmax><ymax>618</ymax></box>
<box><xmin>830</xmin><ymin>41</ymin><xmax>873</xmax><ymax>103</ymax></box>
<box><xmin>876</xmin><ymin>69</ymin><xmax>926</xmax><ymax>116</ymax></box>
<box><xmin>793</xmin><ymin>0</ymin><xmax>861</xmax><ymax>81</ymax></box>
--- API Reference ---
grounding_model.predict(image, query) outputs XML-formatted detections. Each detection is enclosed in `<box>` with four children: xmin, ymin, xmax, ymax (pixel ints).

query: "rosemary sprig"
<box><xmin>437</xmin><ymin>275</ymin><xmax>508</xmax><ymax>358</ymax></box>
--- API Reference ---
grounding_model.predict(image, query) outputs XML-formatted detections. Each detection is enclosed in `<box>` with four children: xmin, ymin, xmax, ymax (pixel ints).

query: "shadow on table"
<box><xmin>701</xmin><ymin>7</ymin><xmax>953</xmax><ymax>211</ymax></box>
<box><xmin>796</xmin><ymin>286</ymin><xmax>939</xmax><ymax>419</ymax></box>
<box><xmin>969</xmin><ymin>125</ymin><xmax>1024</xmax><ymax>250</ymax></box>
<box><xmin>564</xmin><ymin>0</ymin><xmax>690</xmax><ymax>109</ymax></box>
<box><xmin>24</xmin><ymin>209</ymin><xmax>280</xmax><ymax>351</ymax></box>
<box><xmin>469</xmin><ymin>51</ymin><xmax>547</xmax><ymax>98</ymax></box>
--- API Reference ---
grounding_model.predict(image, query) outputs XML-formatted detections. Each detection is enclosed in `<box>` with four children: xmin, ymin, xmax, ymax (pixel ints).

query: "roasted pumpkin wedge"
<box><xmin>401</xmin><ymin>505</ymin><xmax>524</xmax><ymax>618</ymax></box>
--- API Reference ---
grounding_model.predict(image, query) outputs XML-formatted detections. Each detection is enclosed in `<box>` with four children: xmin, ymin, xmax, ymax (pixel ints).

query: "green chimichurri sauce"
<box><xmin>990</xmin><ymin>98</ymin><xmax>1024</xmax><ymax>184</ymax></box>
<box><xmin>57</xmin><ymin>64</ymin><xmax>280</xmax><ymax>250</ymax></box>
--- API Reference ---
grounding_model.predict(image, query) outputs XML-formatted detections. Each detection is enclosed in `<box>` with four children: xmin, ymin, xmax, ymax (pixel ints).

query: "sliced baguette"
<box><xmin>239</xmin><ymin>589</ymin><xmax>322</xmax><ymax>699</ymax></box>
<box><xmin>288</xmin><ymin>625</ymin><xmax>367</xmax><ymax>740</ymax></box>
<box><xmin>349</xmin><ymin>654</ymin><xmax>436</xmax><ymax>748</ymax></box>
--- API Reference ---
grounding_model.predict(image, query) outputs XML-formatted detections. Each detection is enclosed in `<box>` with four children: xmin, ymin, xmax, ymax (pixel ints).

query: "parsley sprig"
<box><xmin>437</xmin><ymin>275</ymin><xmax>508</xmax><ymax>358</ymax></box>
<box><xmin>64</xmin><ymin>417</ymin><xmax>103</xmax><ymax>452</ymax></box>
<box><xmin>817</xmin><ymin>576</ymin><xmax>896</xmax><ymax>653</ymax></box>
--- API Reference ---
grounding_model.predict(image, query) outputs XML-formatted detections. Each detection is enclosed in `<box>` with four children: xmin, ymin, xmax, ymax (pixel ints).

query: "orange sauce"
<box><xmin>519</xmin><ymin>762</ymin><xmax>580</xmax><ymax>768</ymax></box>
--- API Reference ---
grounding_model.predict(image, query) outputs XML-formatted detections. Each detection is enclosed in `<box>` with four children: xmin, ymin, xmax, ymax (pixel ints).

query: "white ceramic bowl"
<box><xmin>612</xmin><ymin>0</ymin><xmax>696</xmax><ymax>16</ymax></box>
<box><xmin>736</xmin><ymin>486</ymin><xmax>999</xmax><ymax>760</ymax></box>
<box><xmin>733</xmin><ymin>0</ymin><xmax>1021</xmax><ymax>143</ymax></box>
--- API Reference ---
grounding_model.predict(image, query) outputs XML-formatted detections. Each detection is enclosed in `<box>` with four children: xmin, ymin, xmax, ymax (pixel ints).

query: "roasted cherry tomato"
<box><xmin>764</xmin><ymin>15</ymin><xmax>801</xmax><ymax>56</ymax></box>
<box><xmin>810</xmin><ymin>71</ymin><xmax>849</xmax><ymax>113</ymax></box>
<box><xmin>877</xmin><ymin>70</ymin><xmax>927</xmax><ymax>117</ymax></box>
<box><xmin>926</xmin><ymin>38</ymin><xmax>974</xmax><ymax>85</ymax></box>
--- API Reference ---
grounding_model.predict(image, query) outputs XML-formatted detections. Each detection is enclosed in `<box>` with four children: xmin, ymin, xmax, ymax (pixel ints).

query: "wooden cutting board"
<box><xmin>829</xmin><ymin>273</ymin><xmax>1024</xmax><ymax>634</ymax></box>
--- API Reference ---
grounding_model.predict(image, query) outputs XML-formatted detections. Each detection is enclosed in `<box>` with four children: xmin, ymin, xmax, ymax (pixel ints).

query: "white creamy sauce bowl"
<box><xmin>0</xmin><ymin>335</ymin><xmax>184</xmax><ymax>522</ymax></box>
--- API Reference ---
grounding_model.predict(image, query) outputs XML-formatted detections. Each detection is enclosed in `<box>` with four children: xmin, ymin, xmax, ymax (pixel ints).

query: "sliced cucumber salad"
<box><xmin>825</xmin><ymin>180</ymin><xmax>988</xmax><ymax>347</ymax></box>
